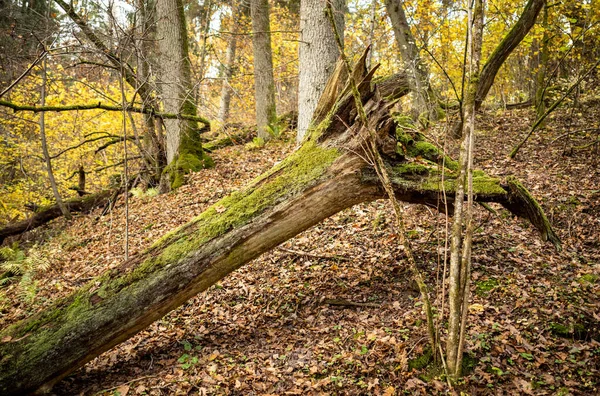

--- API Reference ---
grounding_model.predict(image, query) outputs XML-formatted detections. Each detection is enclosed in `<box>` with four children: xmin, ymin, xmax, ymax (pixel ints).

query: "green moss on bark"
<box><xmin>0</xmin><ymin>130</ymin><xmax>340</xmax><ymax>378</ymax></box>
<box><xmin>395</xmin><ymin>129</ymin><xmax>459</xmax><ymax>171</ymax></box>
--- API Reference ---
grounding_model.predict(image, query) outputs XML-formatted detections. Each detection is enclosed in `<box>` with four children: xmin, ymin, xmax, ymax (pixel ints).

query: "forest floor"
<box><xmin>1</xmin><ymin>106</ymin><xmax>599</xmax><ymax>395</ymax></box>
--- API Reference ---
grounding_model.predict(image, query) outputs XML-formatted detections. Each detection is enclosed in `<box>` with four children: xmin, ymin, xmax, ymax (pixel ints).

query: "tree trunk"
<box><xmin>450</xmin><ymin>0</ymin><xmax>544</xmax><ymax>138</ymax></box>
<box><xmin>250</xmin><ymin>0</ymin><xmax>277</xmax><ymax>140</ymax></box>
<box><xmin>0</xmin><ymin>54</ymin><xmax>559</xmax><ymax>395</ymax></box>
<box><xmin>446</xmin><ymin>0</ymin><xmax>484</xmax><ymax>377</ymax></box>
<box><xmin>39</xmin><ymin>57</ymin><xmax>71</xmax><ymax>221</ymax></box>
<box><xmin>296</xmin><ymin>0</ymin><xmax>345</xmax><ymax>142</ymax></box>
<box><xmin>474</xmin><ymin>0</ymin><xmax>545</xmax><ymax>109</ymax></box>
<box><xmin>384</xmin><ymin>0</ymin><xmax>437</xmax><ymax>121</ymax></box>
<box><xmin>217</xmin><ymin>2</ymin><xmax>241</xmax><ymax>124</ymax></box>
<box><xmin>535</xmin><ymin>2</ymin><xmax>548</xmax><ymax>122</ymax></box>
<box><xmin>156</xmin><ymin>0</ymin><xmax>212</xmax><ymax>190</ymax></box>
<box><xmin>137</xmin><ymin>0</ymin><xmax>166</xmax><ymax>186</ymax></box>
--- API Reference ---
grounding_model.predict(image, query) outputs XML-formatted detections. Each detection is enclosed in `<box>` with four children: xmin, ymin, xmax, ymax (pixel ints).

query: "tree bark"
<box><xmin>474</xmin><ymin>0</ymin><xmax>545</xmax><ymax>109</ymax></box>
<box><xmin>250</xmin><ymin>0</ymin><xmax>277</xmax><ymax>140</ymax></box>
<box><xmin>137</xmin><ymin>0</ymin><xmax>166</xmax><ymax>186</ymax></box>
<box><xmin>534</xmin><ymin>2</ymin><xmax>548</xmax><ymax>122</ymax></box>
<box><xmin>39</xmin><ymin>57</ymin><xmax>71</xmax><ymax>221</ymax></box>
<box><xmin>384</xmin><ymin>0</ymin><xmax>437</xmax><ymax>121</ymax></box>
<box><xmin>156</xmin><ymin>0</ymin><xmax>212</xmax><ymax>189</ymax></box>
<box><xmin>0</xmin><ymin>54</ymin><xmax>559</xmax><ymax>395</ymax></box>
<box><xmin>449</xmin><ymin>0</ymin><xmax>544</xmax><ymax>138</ymax></box>
<box><xmin>446</xmin><ymin>0</ymin><xmax>484</xmax><ymax>377</ymax></box>
<box><xmin>217</xmin><ymin>2</ymin><xmax>241</xmax><ymax>124</ymax></box>
<box><xmin>296</xmin><ymin>0</ymin><xmax>345</xmax><ymax>142</ymax></box>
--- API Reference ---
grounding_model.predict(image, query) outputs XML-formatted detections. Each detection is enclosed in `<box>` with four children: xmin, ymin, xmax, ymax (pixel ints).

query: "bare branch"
<box><xmin>0</xmin><ymin>100</ymin><xmax>211</xmax><ymax>125</ymax></box>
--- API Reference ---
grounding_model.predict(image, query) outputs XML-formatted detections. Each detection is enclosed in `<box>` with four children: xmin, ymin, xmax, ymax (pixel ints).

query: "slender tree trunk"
<box><xmin>384</xmin><ymin>0</ymin><xmax>437</xmax><ymax>121</ymax></box>
<box><xmin>474</xmin><ymin>0</ymin><xmax>544</xmax><ymax>109</ymax></box>
<box><xmin>39</xmin><ymin>57</ymin><xmax>71</xmax><ymax>221</ymax></box>
<box><xmin>446</xmin><ymin>0</ymin><xmax>484</xmax><ymax>377</ymax></box>
<box><xmin>296</xmin><ymin>0</ymin><xmax>345</xmax><ymax>143</ymax></box>
<box><xmin>535</xmin><ymin>2</ymin><xmax>548</xmax><ymax>122</ymax></box>
<box><xmin>218</xmin><ymin>2</ymin><xmax>241</xmax><ymax>124</ymax></box>
<box><xmin>250</xmin><ymin>0</ymin><xmax>277</xmax><ymax>140</ymax></box>
<box><xmin>137</xmin><ymin>0</ymin><xmax>166</xmax><ymax>186</ymax></box>
<box><xmin>156</xmin><ymin>0</ymin><xmax>211</xmax><ymax>189</ymax></box>
<box><xmin>366</xmin><ymin>0</ymin><xmax>376</xmax><ymax>68</ymax></box>
<box><xmin>448</xmin><ymin>0</ymin><xmax>544</xmax><ymax>138</ymax></box>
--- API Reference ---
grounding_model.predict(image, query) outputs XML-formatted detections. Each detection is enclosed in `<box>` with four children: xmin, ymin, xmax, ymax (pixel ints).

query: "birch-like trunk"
<box><xmin>250</xmin><ymin>0</ymin><xmax>277</xmax><ymax>140</ymax></box>
<box><xmin>296</xmin><ymin>0</ymin><xmax>345</xmax><ymax>142</ymax></box>
<box><xmin>446</xmin><ymin>0</ymin><xmax>484</xmax><ymax>377</ymax></box>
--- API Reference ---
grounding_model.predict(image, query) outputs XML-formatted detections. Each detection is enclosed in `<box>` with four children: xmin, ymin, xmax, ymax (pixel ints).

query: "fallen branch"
<box><xmin>323</xmin><ymin>299</ymin><xmax>380</xmax><ymax>308</ymax></box>
<box><xmin>0</xmin><ymin>190</ymin><xmax>114</xmax><ymax>244</ymax></box>
<box><xmin>0</xmin><ymin>100</ymin><xmax>210</xmax><ymax>126</ymax></box>
<box><xmin>0</xmin><ymin>53</ymin><xmax>559</xmax><ymax>394</ymax></box>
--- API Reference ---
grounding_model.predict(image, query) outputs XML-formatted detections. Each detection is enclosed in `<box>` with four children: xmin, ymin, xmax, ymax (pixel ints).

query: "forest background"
<box><xmin>0</xmin><ymin>0</ymin><xmax>599</xmax><ymax>394</ymax></box>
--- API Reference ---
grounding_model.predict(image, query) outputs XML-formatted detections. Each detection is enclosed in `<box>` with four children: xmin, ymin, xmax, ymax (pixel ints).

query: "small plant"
<box><xmin>245</xmin><ymin>137</ymin><xmax>266</xmax><ymax>150</ymax></box>
<box><xmin>0</xmin><ymin>244</ymin><xmax>50</xmax><ymax>303</ymax></box>
<box><xmin>265</xmin><ymin>123</ymin><xmax>282</xmax><ymax>139</ymax></box>
<box><xmin>130</xmin><ymin>187</ymin><xmax>159</xmax><ymax>199</ymax></box>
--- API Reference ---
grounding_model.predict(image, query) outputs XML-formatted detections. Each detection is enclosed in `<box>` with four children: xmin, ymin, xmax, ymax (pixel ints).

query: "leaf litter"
<box><xmin>1</xmin><ymin>107</ymin><xmax>599</xmax><ymax>395</ymax></box>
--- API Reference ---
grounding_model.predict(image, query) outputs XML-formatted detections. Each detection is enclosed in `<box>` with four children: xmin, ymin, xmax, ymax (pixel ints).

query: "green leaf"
<box><xmin>182</xmin><ymin>341</ymin><xmax>192</xmax><ymax>351</ymax></box>
<box><xmin>520</xmin><ymin>352</ymin><xmax>534</xmax><ymax>361</ymax></box>
<box><xmin>178</xmin><ymin>354</ymin><xmax>189</xmax><ymax>363</ymax></box>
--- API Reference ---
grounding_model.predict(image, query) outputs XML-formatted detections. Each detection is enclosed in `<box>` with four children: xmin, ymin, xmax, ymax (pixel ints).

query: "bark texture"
<box><xmin>296</xmin><ymin>0</ymin><xmax>345</xmax><ymax>142</ymax></box>
<box><xmin>474</xmin><ymin>0</ymin><xmax>545</xmax><ymax>109</ymax></box>
<box><xmin>156</xmin><ymin>0</ymin><xmax>211</xmax><ymax>189</ymax></box>
<box><xmin>446</xmin><ymin>0</ymin><xmax>484</xmax><ymax>376</ymax></box>
<box><xmin>39</xmin><ymin>57</ymin><xmax>71</xmax><ymax>221</ymax></box>
<box><xmin>0</xmin><ymin>53</ymin><xmax>559</xmax><ymax>395</ymax></box>
<box><xmin>250</xmin><ymin>0</ymin><xmax>277</xmax><ymax>140</ymax></box>
<box><xmin>384</xmin><ymin>0</ymin><xmax>436</xmax><ymax>120</ymax></box>
<box><xmin>217</xmin><ymin>5</ymin><xmax>239</xmax><ymax>124</ymax></box>
<box><xmin>450</xmin><ymin>0</ymin><xmax>544</xmax><ymax>138</ymax></box>
<box><xmin>137</xmin><ymin>0</ymin><xmax>166</xmax><ymax>186</ymax></box>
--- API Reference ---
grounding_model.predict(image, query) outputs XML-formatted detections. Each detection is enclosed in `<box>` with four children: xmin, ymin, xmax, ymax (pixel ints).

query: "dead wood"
<box><xmin>0</xmin><ymin>52</ymin><xmax>559</xmax><ymax>395</ymax></box>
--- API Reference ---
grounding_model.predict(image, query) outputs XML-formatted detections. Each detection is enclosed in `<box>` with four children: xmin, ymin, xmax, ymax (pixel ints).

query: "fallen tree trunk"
<box><xmin>0</xmin><ymin>190</ymin><xmax>114</xmax><ymax>245</ymax></box>
<box><xmin>0</xmin><ymin>56</ymin><xmax>559</xmax><ymax>395</ymax></box>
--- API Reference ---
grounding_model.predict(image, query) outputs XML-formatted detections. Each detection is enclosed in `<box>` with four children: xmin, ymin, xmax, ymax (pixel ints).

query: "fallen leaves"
<box><xmin>4</xmin><ymin>106</ymin><xmax>600</xmax><ymax>395</ymax></box>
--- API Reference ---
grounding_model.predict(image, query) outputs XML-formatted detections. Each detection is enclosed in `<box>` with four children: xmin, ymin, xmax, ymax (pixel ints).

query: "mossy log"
<box><xmin>0</xmin><ymin>190</ymin><xmax>114</xmax><ymax>245</ymax></box>
<box><xmin>0</xmin><ymin>56</ymin><xmax>559</xmax><ymax>395</ymax></box>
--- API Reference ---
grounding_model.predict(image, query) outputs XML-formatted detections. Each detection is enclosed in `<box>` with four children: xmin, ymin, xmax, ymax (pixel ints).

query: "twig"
<box><xmin>0</xmin><ymin>50</ymin><xmax>47</xmax><ymax>99</ymax></box>
<box><xmin>326</xmin><ymin>4</ymin><xmax>437</xmax><ymax>360</ymax></box>
<box><xmin>323</xmin><ymin>299</ymin><xmax>380</xmax><ymax>308</ymax></box>
<box><xmin>509</xmin><ymin>57</ymin><xmax>600</xmax><ymax>159</ymax></box>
